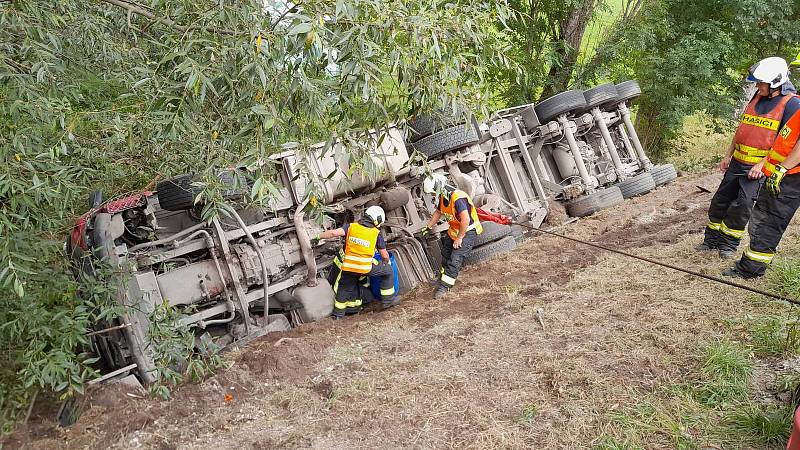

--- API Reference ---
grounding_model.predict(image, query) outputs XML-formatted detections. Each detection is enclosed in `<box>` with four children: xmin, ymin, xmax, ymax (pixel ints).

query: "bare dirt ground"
<box><xmin>8</xmin><ymin>169</ymin><xmax>792</xmax><ymax>449</ymax></box>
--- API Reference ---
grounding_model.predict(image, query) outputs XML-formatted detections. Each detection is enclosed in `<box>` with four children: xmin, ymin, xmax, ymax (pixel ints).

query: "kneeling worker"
<box><xmin>316</xmin><ymin>206</ymin><xmax>398</xmax><ymax>318</ymax></box>
<box><xmin>421</xmin><ymin>173</ymin><xmax>483</xmax><ymax>299</ymax></box>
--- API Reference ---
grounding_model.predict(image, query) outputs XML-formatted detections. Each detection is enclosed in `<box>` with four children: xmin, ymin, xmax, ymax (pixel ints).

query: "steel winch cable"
<box><xmin>512</xmin><ymin>221</ymin><xmax>800</xmax><ymax>306</ymax></box>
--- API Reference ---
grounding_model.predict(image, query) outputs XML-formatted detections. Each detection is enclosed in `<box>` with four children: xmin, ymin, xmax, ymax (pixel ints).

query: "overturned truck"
<box><xmin>69</xmin><ymin>80</ymin><xmax>674</xmax><ymax>384</ymax></box>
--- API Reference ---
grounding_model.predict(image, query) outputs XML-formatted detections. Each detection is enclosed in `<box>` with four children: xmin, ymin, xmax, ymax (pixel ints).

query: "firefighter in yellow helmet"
<box><xmin>315</xmin><ymin>206</ymin><xmax>398</xmax><ymax>319</ymax></box>
<box><xmin>420</xmin><ymin>173</ymin><xmax>483</xmax><ymax>299</ymax></box>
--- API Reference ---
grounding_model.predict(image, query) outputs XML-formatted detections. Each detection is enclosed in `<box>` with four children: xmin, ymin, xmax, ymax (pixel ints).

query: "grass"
<box><xmin>668</xmin><ymin>113</ymin><xmax>731</xmax><ymax>172</ymax></box>
<box><xmin>594</xmin><ymin>338</ymin><xmax>795</xmax><ymax>448</ymax></box>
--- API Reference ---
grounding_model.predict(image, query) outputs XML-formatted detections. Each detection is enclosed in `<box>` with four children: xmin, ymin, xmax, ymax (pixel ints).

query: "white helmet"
<box><xmin>364</xmin><ymin>205</ymin><xmax>386</xmax><ymax>227</ymax></box>
<box><xmin>747</xmin><ymin>57</ymin><xmax>789</xmax><ymax>88</ymax></box>
<box><xmin>422</xmin><ymin>173</ymin><xmax>448</xmax><ymax>196</ymax></box>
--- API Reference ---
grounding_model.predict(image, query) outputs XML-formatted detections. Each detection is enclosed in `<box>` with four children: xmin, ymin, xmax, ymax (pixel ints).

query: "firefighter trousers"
<box><xmin>703</xmin><ymin>159</ymin><xmax>763</xmax><ymax>252</ymax></box>
<box><xmin>439</xmin><ymin>229</ymin><xmax>478</xmax><ymax>289</ymax></box>
<box><xmin>330</xmin><ymin>260</ymin><xmax>397</xmax><ymax>317</ymax></box>
<box><xmin>735</xmin><ymin>174</ymin><xmax>800</xmax><ymax>277</ymax></box>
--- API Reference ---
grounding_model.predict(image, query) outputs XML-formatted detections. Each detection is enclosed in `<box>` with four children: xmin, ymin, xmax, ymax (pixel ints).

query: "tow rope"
<box><xmin>511</xmin><ymin>221</ymin><xmax>800</xmax><ymax>306</ymax></box>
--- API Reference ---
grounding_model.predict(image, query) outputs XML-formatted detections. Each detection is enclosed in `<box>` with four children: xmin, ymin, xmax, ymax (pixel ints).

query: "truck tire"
<box><xmin>157</xmin><ymin>172</ymin><xmax>250</xmax><ymax>211</ymax></box>
<box><xmin>421</xmin><ymin>234</ymin><xmax>443</xmax><ymax>272</ymax></box>
<box><xmin>534</xmin><ymin>90</ymin><xmax>588</xmax><ymax>123</ymax></box>
<box><xmin>583</xmin><ymin>83</ymin><xmax>619</xmax><ymax>109</ymax></box>
<box><xmin>617</xmin><ymin>172</ymin><xmax>656</xmax><ymax>199</ymax></box>
<box><xmin>615</xmin><ymin>80</ymin><xmax>642</xmax><ymax>103</ymax></box>
<box><xmin>651</xmin><ymin>164</ymin><xmax>678</xmax><ymax>186</ymax></box>
<box><xmin>511</xmin><ymin>224</ymin><xmax>525</xmax><ymax>244</ymax></box>
<box><xmin>566</xmin><ymin>186</ymin><xmax>624</xmax><ymax>218</ymax></box>
<box><xmin>407</xmin><ymin>110</ymin><xmax>468</xmax><ymax>143</ymax></box>
<box><xmin>472</xmin><ymin>221</ymin><xmax>512</xmax><ymax>247</ymax></box>
<box><xmin>410</xmin><ymin>124</ymin><xmax>479</xmax><ymax>159</ymax></box>
<box><xmin>157</xmin><ymin>174</ymin><xmax>196</xmax><ymax>211</ymax></box>
<box><xmin>464</xmin><ymin>236</ymin><xmax>517</xmax><ymax>266</ymax></box>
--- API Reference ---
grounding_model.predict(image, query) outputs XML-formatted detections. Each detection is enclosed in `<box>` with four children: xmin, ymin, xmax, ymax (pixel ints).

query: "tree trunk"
<box><xmin>540</xmin><ymin>0</ymin><xmax>598</xmax><ymax>99</ymax></box>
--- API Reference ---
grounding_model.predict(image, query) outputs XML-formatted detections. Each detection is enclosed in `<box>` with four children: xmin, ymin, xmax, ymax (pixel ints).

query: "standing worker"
<box><xmin>698</xmin><ymin>57</ymin><xmax>800</xmax><ymax>258</ymax></box>
<box><xmin>315</xmin><ymin>206</ymin><xmax>398</xmax><ymax>318</ymax></box>
<box><xmin>420</xmin><ymin>173</ymin><xmax>483</xmax><ymax>299</ymax></box>
<box><xmin>724</xmin><ymin>54</ymin><xmax>800</xmax><ymax>279</ymax></box>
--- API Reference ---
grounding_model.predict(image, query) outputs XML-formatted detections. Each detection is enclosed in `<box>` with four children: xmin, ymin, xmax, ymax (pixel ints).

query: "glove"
<box><xmin>420</xmin><ymin>226</ymin><xmax>430</xmax><ymax>237</ymax></box>
<box><xmin>310</xmin><ymin>233</ymin><xmax>322</xmax><ymax>244</ymax></box>
<box><xmin>766</xmin><ymin>164</ymin><xmax>788</xmax><ymax>195</ymax></box>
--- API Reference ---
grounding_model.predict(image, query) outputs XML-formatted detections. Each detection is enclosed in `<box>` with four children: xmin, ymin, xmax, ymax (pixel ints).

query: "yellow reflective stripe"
<box><xmin>733</xmin><ymin>145</ymin><xmax>769</xmax><ymax>164</ymax></box>
<box><xmin>719</xmin><ymin>221</ymin><xmax>744</xmax><ymax>239</ymax></box>
<box><xmin>764</xmin><ymin>160</ymin><xmax>777</xmax><ymax>175</ymax></box>
<box><xmin>380</xmin><ymin>287</ymin><xmax>395</xmax><ymax>296</ymax></box>
<box><xmin>333</xmin><ymin>257</ymin><xmax>342</xmax><ymax>268</ymax></box>
<box><xmin>334</xmin><ymin>299</ymin><xmax>363</xmax><ymax>309</ymax></box>
<box><xmin>744</xmin><ymin>247</ymin><xmax>774</xmax><ymax>263</ymax></box>
<box><xmin>344</xmin><ymin>254</ymin><xmax>375</xmax><ymax>263</ymax></box>
<box><xmin>341</xmin><ymin>262</ymin><xmax>373</xmax><ymax>272</ymax></box>
<box><xmin>441</xmin><ymin>273</ymin><xmax>456</xmax><ymax>286</ymax></box>
<box><xmin>769</xmin><ymin>149</ymin><xmax>787</xmax><ymax>163</ymax></box>
<box><xmin>741</xmin><ymin>114</ymin><xmax>780</xmax><ymax>131</ymax></box>
<box><xmin>707</xmin><ymin>221</ymin><xmax>721</xmax><ymax>231</ymax></box>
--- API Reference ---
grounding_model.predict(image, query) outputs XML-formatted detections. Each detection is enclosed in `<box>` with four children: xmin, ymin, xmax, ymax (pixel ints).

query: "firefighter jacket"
<box><xmin>340</xmin><ymin>223</ymin><xmax>379</xmax><ymax>274</ymax></box>
<box><xmin>438</xmin><ymin>190</ymin><xmax>484</xmax><ymax>240</ymax></box>
<box><xmin>763</xmin><ymin>103</ymin><xmax>800</xmax><ymax>176</ymax></box>
<box><xmin>732</xmin><ymin>94</ymin><xmax>794</xmax><ymax>165</ymax></box>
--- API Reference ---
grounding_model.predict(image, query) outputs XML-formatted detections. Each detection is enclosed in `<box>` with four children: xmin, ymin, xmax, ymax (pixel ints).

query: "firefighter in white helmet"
<box><xmin>420</xmin><ymin>173</ymin><xmax>483</xmax><ymax>299</ymax></box>
<box><xmin>315</xmin><ymin>205</ymin><xmax>398</xmax><ymax>318</ymax></box>
<box><xmin>723</xmin><ymin>53</ymin><xmax>800</xmax><ymax>279</ymax></box>
<box><xmin>699</xmin><ymin>56</ymin><xmax>800</xmax><ymax>260</ymax></box>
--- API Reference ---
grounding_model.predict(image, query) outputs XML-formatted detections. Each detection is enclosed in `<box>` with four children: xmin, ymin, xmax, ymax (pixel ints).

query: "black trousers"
<box><xmin>736</xmin><ymin>174</ymin><xmax>800</xmax><ymax>277</ymax></box>
<box><xmin>439</xmin><ymin>230</ymin><xmax>478</xmax><ymax>288</ymax></box>
<box><xmin>330</xmin><ymin>260</ymin><xmax>396</xmax><ymax>316</ymax></box>
<box><xmin>703</xmin><ymin>159</ymin><xmax>763</xmax><ymax>251</ymax></box>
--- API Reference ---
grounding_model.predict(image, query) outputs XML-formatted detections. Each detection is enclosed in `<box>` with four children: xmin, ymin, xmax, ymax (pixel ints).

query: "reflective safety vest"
<box><xmin>732</xmin><ymin>94</ymin><xmax>793</xmax><ymax>165</ymax></box>
<box><xmin>763</xmin><ymin>103</ymin><xmax>800</xmax><ymax>176</ymax></box>
<box><xmin>438</xmin><ymin>190</ymin><xmax>483</xmax><ymax>240</ymax></box>
<box><xmin>341</xmin><ymin>223</ymin><xmax>379</xmax><ymax>274</ymax></box>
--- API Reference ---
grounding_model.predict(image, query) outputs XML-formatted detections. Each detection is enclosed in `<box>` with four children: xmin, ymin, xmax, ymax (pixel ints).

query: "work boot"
<box><xmin>695</xmin><ymin>242</ymin><xmax>716</xmax><ymax>252</ymax></box>
<box><xmin>718</xmin><ymin>249</ymin><xmax>737</xmax><ymax>259</ymax></box>
<box><xmin>433</xmin><ymin>285</ymin><xmax>449</xmax><ymax>299</ymax></box>
<box><xmin>331</xmin><ymin>310</ymin><xmax>346</xmax><ymax>320</ymax></box>
<box><xmin>721</xmin><ymin>266</ymin><xmax>758</xmax><ymax>280</ymax></box>
<box><xmin>382</xmin><ymin>297</ymin><xmax>400</xmax><ymax>310</ymax></box>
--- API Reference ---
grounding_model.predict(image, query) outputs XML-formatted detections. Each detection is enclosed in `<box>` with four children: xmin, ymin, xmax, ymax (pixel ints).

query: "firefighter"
<box><xmin>724</xmin><ymin>54</ymin><xmax>800</xmax><ymax>279</ymax></box>
<box><xmin>315</xmin><ymin>206</ymin><xmax>398</xmax><ymax>319</ymax></box>
<box><xmin>420</xmin><ymin>173</ymin><xmax>483</xmax><ymax>299</ymax></box>
<box><xmin>698</xmin><ymin>57</ymin><xmax>800</xmax><ymax>258</ymax></box>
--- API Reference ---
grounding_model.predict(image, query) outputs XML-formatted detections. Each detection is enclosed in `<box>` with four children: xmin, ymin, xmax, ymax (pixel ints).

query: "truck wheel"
<box><xmin>472</xmin><ymin>221</ymin><xmax>512</xmax><ymax>247</ymax></box>
<box><xmin>157</xmin><ymin>174</ymin><xmax>196</xmax><ymax>211</ymax></box>
<box><xmin>407</xmin><ymin>109</ymin><xmax>467</xmax><ymax>143</ymax></box>
<box><xmin>511</xmin><ymin>224</ymin><xmax>525</xmax><ymax>244</ymax></box>
<box><xmin>651</xmin><ymin>164</ymin><xmax>678</xmax><ymax>186</ymax></box>
<box><xmin>583</xmin><ymin>83</ymin><xmax>619</xmax><ymax>110</ymax></box>
<box><xmin>464</xmin><ymin>236</ymin><xmax>517</xmax><ymax>266</ymax></box>
<box><xmin>615</xmin><ymin>80</ymin><xmax>642</xmax><ymax>103</ymax></box>
<box><xmin>617</xmin><ymin>172</ymin><xmax>656</xmax><ymax>199</ymax></box>
<box><xmin>534</xmin><ymin>90</ymin><xmax>588</xmax><ymax>123</ymax></box>
<box><xmin>294</xmin><ymin>279</ymin><xmax>334</xmax><ymax>323</ymax></box>
<box><xmin>409</xmin><ymin>124</ymin><xmax>479</xmax><ymax>159</ymax></box>
<box><xmin>421</xmin><ymin>234</ymin><xmax>443</xmax><ymax>272</ymax></box>
<box><xmin>565</xmin><ymin>186</ymin><xmax>624</xmax><ymax>218</ymax></box>
<box><xmin>157</xmin><ymin>171</ymin><xmax>250</xmax><ymax>211</ymax></box>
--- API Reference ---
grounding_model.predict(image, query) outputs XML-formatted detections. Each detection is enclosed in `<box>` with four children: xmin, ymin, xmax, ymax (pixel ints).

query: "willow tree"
<box><xmin>0</xmin><ymin>0</ymin><xmax>512</xmax><ymax>426</ymax></box>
